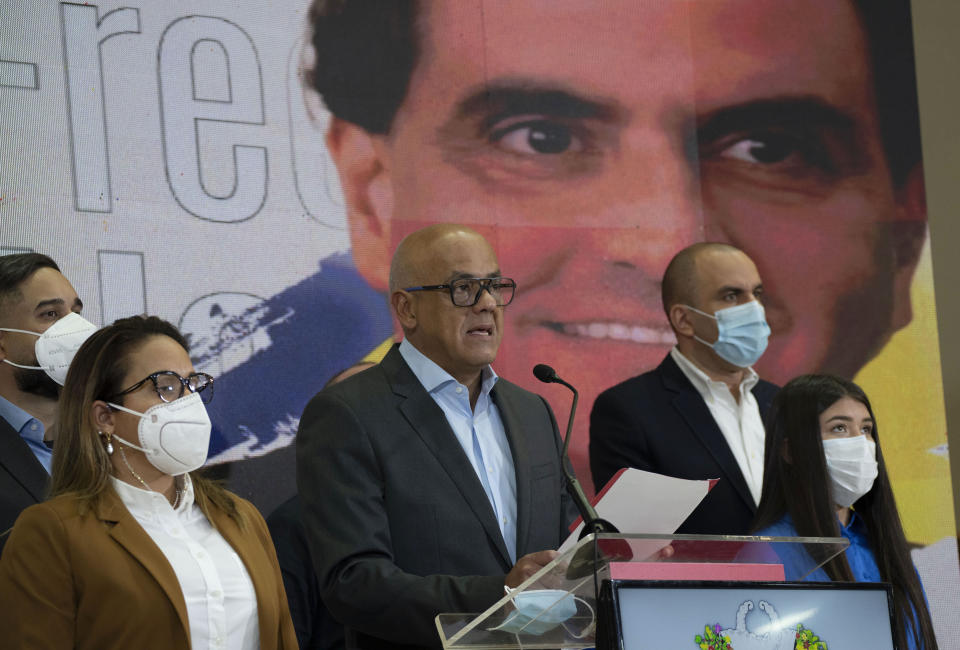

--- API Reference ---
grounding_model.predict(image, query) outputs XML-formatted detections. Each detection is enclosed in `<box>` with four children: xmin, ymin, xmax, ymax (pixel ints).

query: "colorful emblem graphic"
<box><xmin>694</xmin><ymin>601</ymin><xmax>827</xmax><ymax>650</ymax></box>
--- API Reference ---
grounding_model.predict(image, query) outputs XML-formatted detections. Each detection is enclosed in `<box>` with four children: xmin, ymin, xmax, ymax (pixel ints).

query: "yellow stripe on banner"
<box><xmin>363</xmin><ymin>337</ymin><xmax>397</xmax><ymax>364</ymax></box>
<box><xmin>854</xmin><ymin>239</ymin><xmax>954</xmax><ymax>545</ymax></box>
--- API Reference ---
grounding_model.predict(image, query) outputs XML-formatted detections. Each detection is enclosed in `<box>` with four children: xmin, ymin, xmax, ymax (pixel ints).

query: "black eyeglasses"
<box><xmin>404</xmin><ymin>277</ymin><xmax>517</xmax><ymax>307</ymax></box>
<box><xmin>110</xmin><ymin>371</ymin><xmax>215</xmax><ymax>404</ymax></box>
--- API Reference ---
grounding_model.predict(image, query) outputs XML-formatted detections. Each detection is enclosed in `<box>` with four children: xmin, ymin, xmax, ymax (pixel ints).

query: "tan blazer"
<box><xmin>0</xmin><ymin>486</ymin><xmax>297</xmax><ymax>649</ymax></box>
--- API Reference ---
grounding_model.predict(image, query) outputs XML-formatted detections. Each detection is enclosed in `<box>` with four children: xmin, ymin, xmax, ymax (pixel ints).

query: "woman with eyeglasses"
<box><xmin>752</xmin><ymin>374</ymin><xmax>937</xmax><ymax>650</ymax></box>
<box><xmin>0</xmin><ymin>315</ymin><xmax>296</xmax><ymax>649</ymax></box>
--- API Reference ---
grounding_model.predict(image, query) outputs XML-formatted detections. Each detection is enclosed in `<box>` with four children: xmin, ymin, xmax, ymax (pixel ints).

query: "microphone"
<box><xmin>534</xmin><ymin>364</ymin><xmax>630</xmax><ymax>579</ymax></box>
<box><xmin>533</xmin><ymin>364</ymin><xmax>618</xmax><ymax>538</ymax></box>
<box><xmin>532</xmin><ymin>363</ymin><xmax>556</xmax><ymax>383</ymax></box>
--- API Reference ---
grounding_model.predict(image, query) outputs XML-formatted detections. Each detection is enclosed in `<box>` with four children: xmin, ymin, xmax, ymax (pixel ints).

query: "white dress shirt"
<box><xmin>111</xmin><ymin>475</ymin><xmax>259</xmax><ymax>650</ymax></box>
<box><xmin>670</xmin><ymin>347</ymin><xmax>766</xmax><ymax>506</ymax></box>
<box><xmin>399</xmin><ymin>338</ymin><xmax>519</xmax><ymax>562</ymax></box>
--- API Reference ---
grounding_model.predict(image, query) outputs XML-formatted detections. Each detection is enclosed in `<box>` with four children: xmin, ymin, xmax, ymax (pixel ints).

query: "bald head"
<box><xmin>324</xmin><ymin>360</ymin><xmax>376</xmax><ymax>388</ymax></box>
<box><xmin>661</xmin><ymin>242</ymin><xmax>746</xmax><ymax>318</ymax></box>
<box><xmin>389</xmin><ymin>224</ymin><xmax>495</xmax><ymax>294</ymax></box>
<box><xmin>389</xmin><ymin>223</ymin><xmax>504</xmax><ymax>387</ymax></box>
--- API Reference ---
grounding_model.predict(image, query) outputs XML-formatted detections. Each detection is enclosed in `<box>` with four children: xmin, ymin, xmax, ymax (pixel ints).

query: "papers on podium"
<box><xmin>559</xmin><ymin>467</ymin><xmax>712</xmax><ymax>552</ymax></box>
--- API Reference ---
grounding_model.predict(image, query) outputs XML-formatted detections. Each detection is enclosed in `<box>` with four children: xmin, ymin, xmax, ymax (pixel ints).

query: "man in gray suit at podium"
<box><xmin>297</xmin><ymin>224</ymin><xmax>578</xmax><ymax>649</ymax></box>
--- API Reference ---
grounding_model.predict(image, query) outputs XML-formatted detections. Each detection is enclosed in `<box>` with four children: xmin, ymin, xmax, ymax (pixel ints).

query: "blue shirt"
<box><xmin>757</xmin><ymin>513</ymin><xmax>925</xmax><ymax>650</ymax></box>
<box><xmin>399</xmin><ymin>338</ymin><xmax>518</xmax><ymax>562</ymax></box>
<box><xmin>0</xmin><ymin>394</ymin><xmax>52</xmax><ymax>473</ymax></box>
<box><xmin>758</xmin><ymin>512</ymin><xmax>881</xmax><ymax>582</ymax></box>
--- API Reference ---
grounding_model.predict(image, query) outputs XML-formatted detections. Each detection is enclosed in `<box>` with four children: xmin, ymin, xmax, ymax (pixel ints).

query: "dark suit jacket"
<box><xmin>589</xmin><ymin>353</ymin><xmax>778</xmax><ymax>535</ymax></box>
<box><xmin>296</xmin><ymin>345</ymin><xmax>577</xmax><ymax>649</ymax></box>
<box><xmin>0</xmin><ymin>416</ymin><xmax>48</xmax><ymax>556</ymax></box>
<box><xmin>0</xmin><ymin>486</ymin><xmax>297</xmax><ymax>649</ymax></box>
<box><xmin>266</xmin><ymin>495</ymin><xmax>345</xmax><ymax>650</ymax></box>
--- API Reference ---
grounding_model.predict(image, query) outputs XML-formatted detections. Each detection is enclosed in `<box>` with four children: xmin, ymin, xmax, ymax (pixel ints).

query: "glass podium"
<box><xmin>435</xmin><ymin>532</ymin><xmax>849</xmax><ymax>650</ymax></box>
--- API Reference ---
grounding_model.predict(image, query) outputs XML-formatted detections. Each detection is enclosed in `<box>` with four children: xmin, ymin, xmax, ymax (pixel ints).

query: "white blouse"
<box><xmin>111</xmin><ymin>476</ymin><xmax>260</xmax><ymax>650</ymax></box>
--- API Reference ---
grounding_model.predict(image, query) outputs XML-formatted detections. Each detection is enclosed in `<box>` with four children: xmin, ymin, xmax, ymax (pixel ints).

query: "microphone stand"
<box><xmin>534</xmin><ymin>364</ymin><xmax>636</xmax><ymax>634</ymax></box>
<box><xmin>533</xmin><ymin>365</ymin><xmax>630</xmax><ymax>585</ymax></box>
<box><xmin>548</xmin><ymin>372</ymin><xmax>619</xmax><ymax>539</ymax></box>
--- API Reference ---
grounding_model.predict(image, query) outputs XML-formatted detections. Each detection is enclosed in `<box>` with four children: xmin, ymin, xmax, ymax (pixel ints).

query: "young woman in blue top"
<box><xmin>752</xmin><ymin>374</ymin><xmax>937</xmax><ymax>650</ymax></box>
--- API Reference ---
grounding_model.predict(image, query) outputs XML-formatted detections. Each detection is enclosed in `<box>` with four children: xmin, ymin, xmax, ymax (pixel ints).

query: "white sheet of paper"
<box><xmin>559</xmin><ymin>468</ymin><xmax>712</xmax><ymax>552</ymax></box>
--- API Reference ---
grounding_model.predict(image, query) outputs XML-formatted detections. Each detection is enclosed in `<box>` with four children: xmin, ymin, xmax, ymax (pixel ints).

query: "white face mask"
<box><xmin>823</xmin><ymin>436</ymin><xmax>878</xmax><ymax>508</ymax></box>
<box><xmin>107</xmin><ymin>392</ymin><xmax>211</xmax><ymax>476</ymax></box>
<box><xmin>1</xmin><ymin>312</ymin><xmax>97</xmax><ymax>385</ymax></box>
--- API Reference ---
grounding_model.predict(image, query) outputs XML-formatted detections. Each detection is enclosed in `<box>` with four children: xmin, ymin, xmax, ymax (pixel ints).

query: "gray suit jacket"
<box><xmin>296</xmin><ymin>345</ymin><xmax>577</xmax><ymax>649</ymax></box>
<box><xmin>0</xmin><ymin>416</ymin><xmax>48</xmax><ymax>556</ymax></box>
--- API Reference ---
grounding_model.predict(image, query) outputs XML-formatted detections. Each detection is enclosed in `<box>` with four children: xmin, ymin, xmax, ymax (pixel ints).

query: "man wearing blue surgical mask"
<box><xmin>0</xmin><ymin>253</ymin><xmax>92</xmax><ymax>554</ymax></box>
<box><xmin>589</xmin><ymin>243</ymin><xmax>779</xmax><ymax>535</ymax></box>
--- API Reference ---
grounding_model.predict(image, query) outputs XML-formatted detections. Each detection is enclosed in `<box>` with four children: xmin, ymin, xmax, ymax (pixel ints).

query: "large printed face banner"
<box><xmin>2</xmin><ymin>0</ymin><xmax>956</xmax><ymax>638</ymax></box>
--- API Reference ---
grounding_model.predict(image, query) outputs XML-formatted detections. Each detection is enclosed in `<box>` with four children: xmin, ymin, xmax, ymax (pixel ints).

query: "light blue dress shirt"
<box><xmin>399</xmin><ymin>338</ymin><xmax>518</xmax><ymax>563</ymax></box>
<box><xmin>0</xmin><ymin>394</ymin><xmax>52</xmax><ymax>473</ymax></box>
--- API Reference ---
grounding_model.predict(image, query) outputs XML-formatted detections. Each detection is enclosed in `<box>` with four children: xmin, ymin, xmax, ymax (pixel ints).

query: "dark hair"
<box><xmin>852</xmin><ymin>0</ymin><xmax>923</xmax><ymax>186</ymax></box>
<box><xmin>308</xmin><ymin>0</ymin><xmax>418</xmax><ymax>134</ymax></box>
<box><xmin>753</xmin><ymin>375</ymin><xmax>937</xmax><ymax>650</ymax></box>
<box><xmin>0</xmin><ymin>253</ymin><xmax>60</xmax><ymax>314</ymax></box>
<box><xmin>51</xmin><ymin>315</ymin><xmax>245</xmax><ymax>529</ymax></box>
<box><xmin>307</xmin><ymin>0</ymin><xmax>921</xmax><ymax>185</ymax></box>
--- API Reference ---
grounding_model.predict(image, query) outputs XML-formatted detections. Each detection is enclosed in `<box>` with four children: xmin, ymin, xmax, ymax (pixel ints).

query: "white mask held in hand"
<box><xmin>0</xmin><ymin>312</ymin><xmax>97</xmax><ymax>385</ymax></box>
<box><xmin>823</xmin><ymin>436</ymin><xmax>878</xmax><ymax>508</ymax></box>
<box><xmin>108</xmin><ymin>392</ymin><xmax>211</xmax><ymax>475</ymax></box>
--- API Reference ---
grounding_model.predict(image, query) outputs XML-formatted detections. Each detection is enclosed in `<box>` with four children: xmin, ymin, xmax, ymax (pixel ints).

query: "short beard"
<box><xmin>14</xmin><ymin>366</ymin><xmax>61</xmax><ymax>400</ymax></box>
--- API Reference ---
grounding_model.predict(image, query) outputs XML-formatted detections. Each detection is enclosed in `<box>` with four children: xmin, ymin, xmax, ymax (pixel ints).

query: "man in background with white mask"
<box><xmin>0</xmin><ymin>253</ymin><xmax>93</xmax><ymax>553</ymax></box>
<box><xmin>590</xmin><ymin>243</ymin><xmax>779</xmax><ymax>535</ymax></box>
